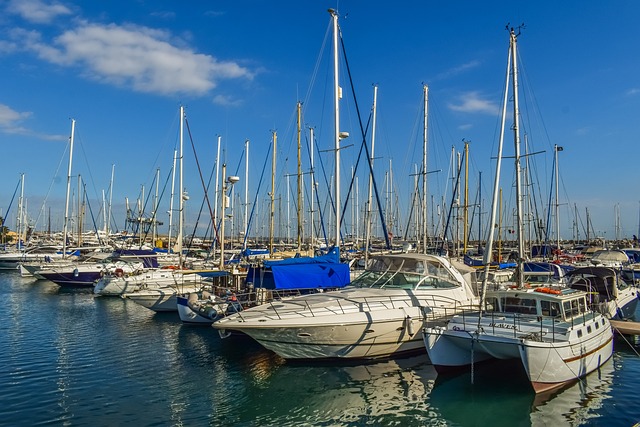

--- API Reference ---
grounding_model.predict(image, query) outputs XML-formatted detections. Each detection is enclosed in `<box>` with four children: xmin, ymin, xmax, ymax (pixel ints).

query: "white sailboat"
<box><xmin>422</xmin><ymin>27</ymin><xmax>613</xmax><ymax>394</ymax></box>
<box><xmin>212</xmin><ymin>10</ymin><xmax>480</xmax><ymax>360</ymax></box>
<box><xmin>121</xmin><ymin>106</ymin><xmax>212</xmax><ymax>310</ymax></box>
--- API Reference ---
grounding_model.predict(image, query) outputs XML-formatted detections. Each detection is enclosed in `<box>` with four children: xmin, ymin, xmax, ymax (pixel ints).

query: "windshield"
<box><xmin>351</xmin><ymin>257</ymin><xmax>461</xmax><ymax>290</ymax></box>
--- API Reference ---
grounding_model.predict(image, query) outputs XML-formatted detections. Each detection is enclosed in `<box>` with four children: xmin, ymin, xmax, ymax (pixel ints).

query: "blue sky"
<box><xmin>1</xmin><ymin>0</ymin><xmax>639</xmax><ymax>244</ymax></box>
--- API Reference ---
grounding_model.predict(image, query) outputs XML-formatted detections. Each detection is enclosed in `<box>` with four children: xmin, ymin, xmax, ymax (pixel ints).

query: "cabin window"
<box><xmin>577</xmin><ymin>329</ymin><xmax>583</xmax><ymax>338</ymax></box>
<box><xmin>578</xmin><ymin>298</ymin><xmax>587</xmax><ymax>314</ymax></box>
<box><xmin>563</xmin><ymin>299</ymin><xmax>581</xmax><ymax>318</ymax></box>
<box><xmin>540</xmin><ymin>300</ymin><xmax>561</xmax><ymax>318</ymax></box>
<box><xmin>503</xmin><ymin>297</ymin><xmax>537</xmax><ymax>315</ymax></box>
<box><xmin>587</xmin><ymin>325</ymin><xmax>592</xmax><ymax>333</ymax></box>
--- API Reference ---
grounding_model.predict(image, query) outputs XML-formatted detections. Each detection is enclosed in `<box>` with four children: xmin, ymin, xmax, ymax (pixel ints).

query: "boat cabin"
<box><xmin>353</xmin><ymin>254</ymin><xmax>467</xmax><ymax>290</ymax></box>
<box><xmin>484</xmin><ymin>288</ymin><xmax>588</xmax><ymax>321</ymax></box>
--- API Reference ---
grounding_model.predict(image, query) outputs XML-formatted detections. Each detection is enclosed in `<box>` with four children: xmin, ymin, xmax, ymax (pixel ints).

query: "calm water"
<box><xmin>1</xmin><ymin>272</ymin><xmax>639</xmax><ymax>427</ymax></box>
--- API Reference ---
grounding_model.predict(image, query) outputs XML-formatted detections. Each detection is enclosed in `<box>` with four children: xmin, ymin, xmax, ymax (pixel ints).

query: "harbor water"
<box><xmin>1</xmin><ymin>272</ymin><xmax>639</xmax><ymax>426</ymax></box>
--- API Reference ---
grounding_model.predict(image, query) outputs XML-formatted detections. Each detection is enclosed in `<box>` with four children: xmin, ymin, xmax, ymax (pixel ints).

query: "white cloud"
<box><xmin>0</xmin><ymin>103</ymin><xmax>65</xmax><ymax>140</ymax></box>
<box><xmin>17</xmin><ymin>22</ymin><xmax>253</xmax><ymax>96</ymax></box>
<box><xmin>448</xmin><ymin>91</ymin><xmax>500</xmax><ymax>115</ymax></box>
<box><xmin>7</xmin><ymin>0</ymin><xmax>72</xmax><ymax>24</ymax></box>
<box><xmin>433</xmin><ymin>60</ymin><xmax>481</xmax><ymax>81</ymax></box>
<box><xmin>627</xmin><ymin>88</ymin><xmax>640</xmax><ymax>96</ymax></box>
<box><xmin>213</xmin><ymin>94</ymin><xmax>243</xmax><ymax>107</ymax></box>
<box><xmin>0</xmin><ymin>104</ymin><xmax>31</xmax><ymax>127</ymax></box>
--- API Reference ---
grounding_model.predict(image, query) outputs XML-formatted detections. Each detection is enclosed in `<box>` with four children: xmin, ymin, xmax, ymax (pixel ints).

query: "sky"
<box><xmin>1</xmin><ymin>0</ymin><xmax>639</xmax><ymax>245</ymax></box>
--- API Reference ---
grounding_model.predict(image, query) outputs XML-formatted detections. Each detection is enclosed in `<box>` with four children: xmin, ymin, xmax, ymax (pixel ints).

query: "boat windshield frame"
<box><xmin>351</xmin><ymin>257</ymin><xmax>461</xmax><ymax>290</ymax></box>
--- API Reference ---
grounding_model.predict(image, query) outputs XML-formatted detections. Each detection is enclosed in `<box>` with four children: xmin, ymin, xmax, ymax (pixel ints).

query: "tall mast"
<box><xmin>554</xmin><ymin>144</ymin><xmax>561</xmax><ymax>256</ymax></box>
<box><xmin>422</xmin><ymin>85</ymin><xmax>429</xmax><ymax>254</ymax></box>
<box><xmin>330</xmin><ymin>8</ymin><xmax>342</xmax><ymax>248</ymax></box>
<box><xmin>463</xmin><ymin>140</ymin><xmax>470</xmax><ymax>254</ymax></box>
<box><xmin>107</xmin><ymin>164</ymin><xmax>114</xmax><ymax>236</ymax></box>
<box><xmin>511</xmin><ymin>28</ymin><xmax>526</xmax><ymax>286</ymax></box>
<box><xmin>309</xmin><ymin>127</ymin><xmax>315</xmax><ymax>253</ymax></box>
<box><xmin>297</xmin><ymin>101</ymin><xmax>303</xmax><ymax>253</ymax></box>
<box><xmin>213</xmin><ymin>135</ymin><xmax>221</xmax><ymax>257</ymax></box>
<box><xmin>269</xmin><ymin>131</ymin><xmax>277</xmax><ymax>255</ymax></box>
<box><xmin>244</xmin><ymin>139</ymin><xmax>249</xmax><ymax>250</ymax></box>
<box><xmin>18</xmin><ymin>173</ymin><xmax>24</xmax><ymax>247</ymax></box>
<box><xmin>62</xmin><ymin>119</ymin><xmax>75</xmax><ymax>258</ymax></box>
<box><xmin>153</xmin><ymin>167</ymin><xmax>160</xmax><ymax>245</ymax></box>
<box><xmin>168</xmin><ymin>150</ymin><xmax>177</xmax><ymax>253</ymax></box>
<box><xmin>178</xmin><ymin>105</ymin><xmax>184</xmax><ymax>266</ymax></box>
<box><xmin>479</xmin><ymin>31</ymin><xmax>512</xmax><ymax>308</ymax></box>
<box><xmin>365</xmin><ymin>85</ymin><xmax>378</xmax><ymax>264</ymax></box>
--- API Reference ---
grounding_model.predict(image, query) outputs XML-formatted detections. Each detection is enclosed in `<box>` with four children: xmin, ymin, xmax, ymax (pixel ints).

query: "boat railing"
<box><xmin>448</xmin><ymin>306</ymin><xmax>581</xmax><ymax>342</ymax></box>
<box><xmin>242</xmin><ymin>292</ymin><xmax>473</xmax><ymax>321</ymax></box>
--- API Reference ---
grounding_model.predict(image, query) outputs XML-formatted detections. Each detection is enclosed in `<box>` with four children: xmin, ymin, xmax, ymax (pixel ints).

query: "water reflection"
<box><xmin>0</xmin><ymin>273</ymin><xmax>631</xmax><ymax>426</ymax></box>
<box><xmin>428</xmin><ymin>357</ymin><xmax>615</xmax><ymax>427</ymax></box>
<box><xmin>220</xmin><ymin>355</ymin><xmax>439</xmax><ymax>426</ymax></box>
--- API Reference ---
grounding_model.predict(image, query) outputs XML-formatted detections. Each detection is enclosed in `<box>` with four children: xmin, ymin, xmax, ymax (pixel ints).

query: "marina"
<box><xmin>2</xmin><ymin>3</ymin><xmax>640</xmax><ymax>426</ymax></box>
<box><xmin>1</xmin><ymin>271</ymin><xmax>639</xmax><ymax>426</ymax></box>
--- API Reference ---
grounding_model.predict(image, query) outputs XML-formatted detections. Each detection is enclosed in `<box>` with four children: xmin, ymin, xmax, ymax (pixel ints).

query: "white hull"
<box><xmin>607</xmin><ymin>287</ymin><xmax>639</xmax><ymax>320</ymax></box>
<box><xmin>218</xmin><ymin>311</ymin><xmax>427</xmax><ymax>359</ymax></box>
<box><xmin>214</xmin><ymin>275</ymin><xmax>478</xmax><ymax>360</ymax></box>
<box><xmin>424</xmin><ymin>311</ymin><xmax>614</xmax><ymax>393</ymax></box>
<box><xmin>95</xmin><ymin>269</ymin><xmax>203</xmax><ymax>296</ymax></box>
<box><xmin>125</xmin><ymin>284</ymin><xmax>203</xmax><ymax>312</ymax></box>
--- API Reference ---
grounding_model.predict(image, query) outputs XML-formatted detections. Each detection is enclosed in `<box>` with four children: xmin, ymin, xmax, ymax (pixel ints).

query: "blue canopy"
<box><xmin>247</xmin><ymin>247</ymin><xmax>349</xmax><ymax>290</ymax></box>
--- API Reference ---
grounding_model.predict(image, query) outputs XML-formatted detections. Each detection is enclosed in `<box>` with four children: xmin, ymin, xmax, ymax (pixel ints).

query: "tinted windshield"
<box><xmin>352</xmin><ymin>257</ymin><xmax>461</xmax><ymax>290</ymax></box>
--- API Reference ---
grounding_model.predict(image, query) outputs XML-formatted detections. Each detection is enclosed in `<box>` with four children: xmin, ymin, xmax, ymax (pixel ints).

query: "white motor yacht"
<box><xmin>212</xmin><ymin>253</ymin><xmax>479</xmax><ymax>360</ymax></box>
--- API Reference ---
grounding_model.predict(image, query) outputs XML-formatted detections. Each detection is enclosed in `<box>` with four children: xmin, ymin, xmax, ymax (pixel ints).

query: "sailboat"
<box><xmin>120</xmin><ymin>106</ymin><xmax>213</xmax><ymax>310</ymax></box>
<box><xmin>422</xmin><ymin>27</ymin><xmax>613</xmax><ymax>394</ymax></box>
<box><xmin>212</xmin><ymin>10</ymin><xmax>480</xmax><ymax>360</ymax></box>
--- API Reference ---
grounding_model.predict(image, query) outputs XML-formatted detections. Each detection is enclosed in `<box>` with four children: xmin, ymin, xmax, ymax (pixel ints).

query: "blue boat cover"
<box><xmin>114</xmin><ymin>249</ymin><xmax>160</xmax><ymax>268</ymax></box>
<box><xmin>247</xmin><ymin>247</ymin><xmax>350</xmax><ymax>290</ymax></box>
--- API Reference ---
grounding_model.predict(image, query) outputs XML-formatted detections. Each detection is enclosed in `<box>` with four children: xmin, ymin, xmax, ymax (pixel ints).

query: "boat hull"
<box><xmin>424</xmin><ymin>313</ymin><xmax>614</xmax><ymax>393</ymax></box>
<box><xmin>215</xmin><ymin>306</ymin><xmax>431</xmax><ymax>360</ymax></box>
<box><xmin>126</xmin><ymin>284</ymin><xmax>203</xmax><ymax>312</ymax></box>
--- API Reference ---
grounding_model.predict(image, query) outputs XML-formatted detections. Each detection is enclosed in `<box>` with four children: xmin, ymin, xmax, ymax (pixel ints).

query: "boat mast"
<box><xmin>213</xmin><ymin>135</ymin><xmax>221</xmax><ymax>258</ymax></box>
<box><xmin>63</xmin><ymin>119</ymin><xmax>75</xmax><ymax>258</ymax></box>
<box><xmin>511</xmin><ymin>27</ymin><xmax>526</xmax><ymax>286</ymax></box>
<box><xmin>422</xmin><ymin>84</ymin><xmax>429</xmax><ymax>254</ymax></box>
<box><xmin>479</xmin><ymin>30</ymin><xmax>512</xmax><ymax>308</ymax></box>
<box><xmin>364</xmin><ymin>85</ymin><xmax>378</xmax><ymax>264</ymax></box>
<box><xmin>554</xmin><ymin>144</ymin><xmax>561</xmax><ymax>257</ymax></box>
<box><xmin>178</xmin><ymin>106</ymin><xmax>184</xmax><ymax>267</ymax></box>
<box><xmin>330</xmin><ymin>8</ymin><xmax>341</xmax><ymax>249</ymax></box>
<box><xmin>168</xmin><ymin>149</ymin><xmax>177</xmax><ymax>254</ymax></box>
<box><xmin>269</xmin><ymin>131</ymin><xmax>276</xmax><ymax>255</ymax></box>
<box><xmin>297</xmin><ymin>101</ymin><xmax>303</xmax><ymax>254</ymax></box>
<box><xmin>309</xmin><ymin>127</ymin><xmax>316</xmax><ymax>254</ymax></box>
<box><xmin>244</xmin><ymin>139</ymin><xmax>249</xmax><ymax>251</ymax></box>
<box><xmin>18</xmin><ymin>173</ymin><xmax>24</xmax><ymax>247</ymax></box>
<box><xmin>463</xmin><ymin>139</ymin><xmax>470</xmax><ymax>254</ymax></box>
<box><xmin>107</xmin><ymin>164</ymin><xmax>114</xmax><ymax>236</ymax></box>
